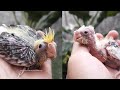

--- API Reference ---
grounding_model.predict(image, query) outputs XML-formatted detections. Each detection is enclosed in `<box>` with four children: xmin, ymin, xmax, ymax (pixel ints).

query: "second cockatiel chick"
<box><xmin>0</xmin><ymin>24</ymin><xmax>56</xmax><ymax>70</ymax></box>
<box><xmin>74</xmin><ymin>25</ymin><xmax>120</xmax><ymax>70</ymax></box>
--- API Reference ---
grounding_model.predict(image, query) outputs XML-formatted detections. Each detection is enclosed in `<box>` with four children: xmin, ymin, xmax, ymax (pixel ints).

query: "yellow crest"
<box><xmin>43</xmin><ymin>27</ymin><xmax>55</xmax><ymax>43</ymax></box>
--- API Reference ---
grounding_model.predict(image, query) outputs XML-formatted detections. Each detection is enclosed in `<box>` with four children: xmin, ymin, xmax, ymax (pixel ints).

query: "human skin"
<box><xmin>0</xmin><ymin>31</ymin><xmax>56</xmax><ymax>79</ymax></box>
<box><xmin>67</xmin><ymin>30</ymin><xmax>120</xmax><ymax>79</ymax></box>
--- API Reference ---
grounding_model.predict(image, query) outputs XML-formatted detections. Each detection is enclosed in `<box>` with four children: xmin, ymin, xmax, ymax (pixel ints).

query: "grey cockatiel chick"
<box><xmin>0</xmin><ymin>24</ymin><xmax>56</xmax><ymax>70</ymax></box>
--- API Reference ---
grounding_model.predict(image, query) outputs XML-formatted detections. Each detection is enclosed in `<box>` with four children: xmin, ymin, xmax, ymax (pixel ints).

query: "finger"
<box><xmin>47</xmin><ymin>42</ymin><xmax>57</xmax><ymax>58</ymax></box>
<box><xmin>48</xmin><ymin>42</ymin><xmax>56</xmax><ymax>53</ymax></box>
<box><xmin>0</xmin><ymin>58</ymin><xmax>23</xmax><ymax>76</ymax></box>
<box><xmin>0</xmin><ymin>58</ymin><xmax>18</xmax><ymax>71</ymax></box>
<box><xmin>96</xmin><ymin>33</ymin><xmax>104</xmax><ymax>39</ymax></box>
<box><xmin>0</xmin><ymin>58</ymin><xmax>13</xmax><ymax>74</ymax></box>
<box><xmin>40</xmin><ymin>58</ymin><xmax>52</xmax><ymax>74</ymax></box>
<box><xmin>20</xmin><ymin>59</ymin><xmax>52</xmax><ymax>79</ymax></box>
<box><xmin>106</xmin><ymin>30</ymin><xmax>119</xmax><ymax>39</ymax></box>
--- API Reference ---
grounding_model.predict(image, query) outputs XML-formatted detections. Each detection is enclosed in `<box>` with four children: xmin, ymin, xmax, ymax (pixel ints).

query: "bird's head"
<box><xmin>75</xmin><ymin>25</ymin><xmax>95</xmax><ymax>45</ymax></box>
<box><xmin>34</xmin><ymin>28</ymin><xmax>56</xmax><ymax>63</ymax></box>
<box><xmin>43</xmin><ymin>27</ymin><xmax>55</xmax><ymax>44</ymax></box>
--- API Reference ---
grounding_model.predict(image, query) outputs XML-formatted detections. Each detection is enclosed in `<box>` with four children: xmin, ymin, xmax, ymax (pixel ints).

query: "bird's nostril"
<box><xmin>84</xmin><ymin>31</ymin><xmax>88</xmax><ymax>34</ymax></box>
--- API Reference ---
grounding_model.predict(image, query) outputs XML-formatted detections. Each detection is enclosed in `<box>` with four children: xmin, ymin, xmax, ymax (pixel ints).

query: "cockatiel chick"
<box><xmin>0</xmin><ymin>24</ymin><xmax>56</xmax><ymax>70</ymax></box>
<box><xmin>74</xmin><ymin>25</ymin><xmax>120</xmax><ymax>70</ymax></box>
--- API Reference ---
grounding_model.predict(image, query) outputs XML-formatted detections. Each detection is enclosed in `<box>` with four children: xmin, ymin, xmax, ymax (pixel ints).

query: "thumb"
<box><xmin>40</xmin><ymin>58</ymin><xmax>52</xmax><ymax>75</ymax></box>
<box><xmin>71</xmin><ymin>41</ymin><xmax>89</xmax><ymax>55</ymax></box>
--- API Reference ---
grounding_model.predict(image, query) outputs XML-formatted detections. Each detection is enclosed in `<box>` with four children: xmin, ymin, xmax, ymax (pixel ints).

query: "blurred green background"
<box><xmin>62</xmin><ymin>11</ymin><xmax>120</xmax><ymax>79</ymax></box>
<box><xmin>0</xmin><ymin>11</ymin><xmax>62</xmax><ymax>79</ymax></box>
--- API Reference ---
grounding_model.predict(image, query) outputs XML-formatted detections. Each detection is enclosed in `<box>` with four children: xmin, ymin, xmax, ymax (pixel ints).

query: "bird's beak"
<box><xmin>43</xmin><ymin>27</ymin><xmax>55</xmax><ymax>43</ymax></box>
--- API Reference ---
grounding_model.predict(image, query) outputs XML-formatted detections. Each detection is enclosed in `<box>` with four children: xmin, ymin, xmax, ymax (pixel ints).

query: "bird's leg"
<box><xmin>17</xmin><ymin>67</ymin><xmax>26</xmax><ymax>78</ymax></box>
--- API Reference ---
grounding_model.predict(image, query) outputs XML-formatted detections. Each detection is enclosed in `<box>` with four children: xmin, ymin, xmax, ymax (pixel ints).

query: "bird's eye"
<box><xmin>11</xmin><ymin>33</ymin><xmax>14</xmax><ymax>36</ymax></box>
<box><xmin>39</xmin><ymin>44</ymin><xmax>42</xmax><ymax>48</ymax></box>
<box><xmin>84</xmin><ymin>31</ymin><xmax>88</xmax><ymax>34</ymax></box>
<box><xmin>38</xmin><ymin>43</ymin><xmax>46</xmax><ymax>50</ymax></box>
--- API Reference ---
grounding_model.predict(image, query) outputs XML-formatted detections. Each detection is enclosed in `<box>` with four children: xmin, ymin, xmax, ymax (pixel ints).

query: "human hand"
<box><xmin>0</xmin><ymin>58</ymin><xmax>52</xmax><ymax>79</ymax></box>
<box><xmin>0</xmin><ymin>31</ymin><xmax>56</xmax><ymax>79</ymax></box>
<box><xmin>67</xmin><ymin>30</ymin><xmax>120</xmax><ymax>79</ymax></box>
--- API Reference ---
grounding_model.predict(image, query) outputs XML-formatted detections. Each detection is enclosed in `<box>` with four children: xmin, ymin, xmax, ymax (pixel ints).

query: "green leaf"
<box><xmin>95</xmin><ymin>11</ymin><xmax>108</xmax><ymax>27</ymax></box>
<box><xmin>107</xmin><ymin>11</ymin><xmax>120</xmax><ymax>16</ymax></box>
<box><xmin>69</xmin><ymin>11</ymin><xmax>91</xmax><ymax>23</ymax></box>
<box><xmin>25</xmin><ymin>11</ymin><xmax>49</xmax><ymax>22</ymax></box>
<box><xmin>36</xmin><ymin>11</ymin><xmax>61</xmax><ymax>29</ymax></box>
<box><xmin>95</xmin><ymin>11</ymin><xmax>120</xmax><ymax>28</ymax></box>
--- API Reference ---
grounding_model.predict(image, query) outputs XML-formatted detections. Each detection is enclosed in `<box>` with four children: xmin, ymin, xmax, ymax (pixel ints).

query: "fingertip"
<box><xmin>96</xmin><ymin>33</ymin><xmax>104</xmax><ymax>39</ymax></box>
<box><xmin>47</xmin><ymin>42</ymin><xmax>57</xmax><ymax>58</ymax></box>
<box><xmin>106</xmin><ymin>30</ymin><xmax>119</xmax><ymax>39</ymax></box>
<box><xmin>48</xmin><ymin>42</ymin><xmax>57</xmax><ymax>49</ymax></box>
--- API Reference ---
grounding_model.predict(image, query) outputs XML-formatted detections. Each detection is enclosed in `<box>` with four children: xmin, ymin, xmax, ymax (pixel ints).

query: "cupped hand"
<box><xmin>0</xmin><ymin>31</ymin><xmax>56</xmax><ymax>79</ymax></box>
<box><xmin>67</xmin><ymin>30</ymin><xmax>120</xmax><ymax>79</ymax></box>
